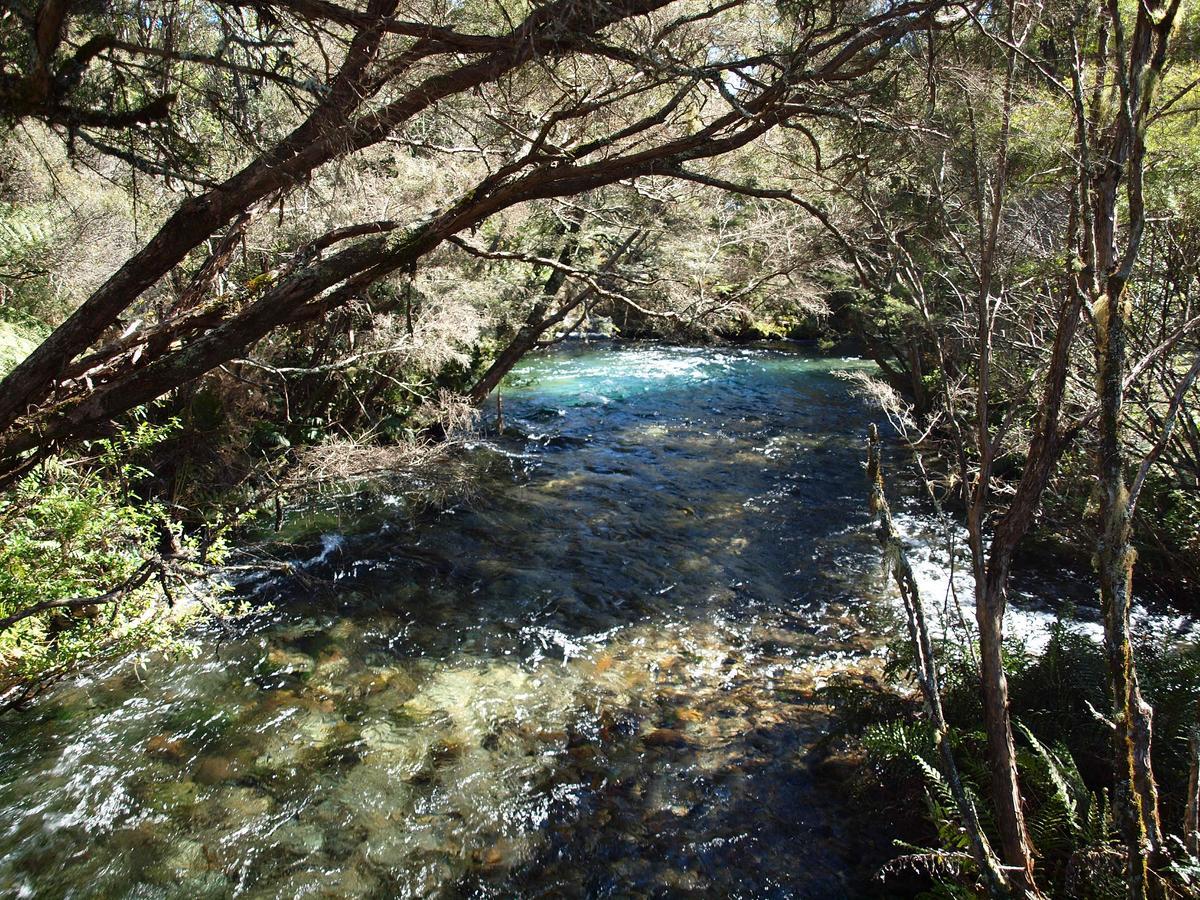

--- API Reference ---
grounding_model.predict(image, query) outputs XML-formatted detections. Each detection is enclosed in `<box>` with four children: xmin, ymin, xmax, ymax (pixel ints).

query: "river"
<box><xmin>0</xmin><ymin>341</ymin><xmax>1116</xmax><ymax>898</ymax></box>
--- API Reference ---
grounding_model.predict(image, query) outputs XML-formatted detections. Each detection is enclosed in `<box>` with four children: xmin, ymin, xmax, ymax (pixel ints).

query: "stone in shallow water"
<box><xmin>359</xmin><ymin>827</ymin><xmax>420</xmax><ymax>870</ymax></box>
<box><xmin>472</xmin><ymin>835</ymin><xmax>528</xmax><ymax>872</ymax></box>
<box><xmin>330</xmin><ymin>759</ymin><xmax>418</xmax><ymax>821</ymax></box>
<box><xmin>274</xmin><ymin>619</ymin><xmax>324</xmax><ymax>642</ymax></box>
<box><xmin>643</xmin><ymin>728</ymin><xmax>689</xmax><ymax>748</ymax></box>
<box><xmin>260</xmin><ymin>689</ymin><xmax>304</xmax><ymax>713</ymax></box>
<box><xmin>110</xmin><ymin>821</ymin><xmax>160</xmax><ymax>857</ymax></box>
<box><xmin>358</xmin><ymin>720</ymin><xmax>407</xmax><ymax>755</ymax></box>
<box><xmin>297</xmin><ymin>709</ymin><xmax>340</xmax><ymax>744</ymax></box>
<box><xmin>346</xmin><ymin>668</ymin><xmax>392</xmax><ymax>701</ymax></box>
<box><xmin>254</xmin><ymin>738</ymin><xmax>304</xmax><ymax>773</ymax></box>
<box><xmin>142</xmin><ymin>838</ymin><xmax>211</xmax><ymax>883</ymax></box>
<box><xmin>142</xmin><ymin>779</ymin><xmax>199</xmax><ymax>815</ymax></box>
<box><xmin>251</xmin><ymin>863</ymin><xmax>379</xmax><ymax>899</ymax></box>
<box><xmin>361</xmin><ymin>838</ymin><xmax>459</xmax><ymax>896</ymax></box>
<box><xmin>140</xmin><ymin>870</ymin><xmax>229</xmax><ymax>899</ymax></box>
<box><xmin>399</xmin><ymin>661</ymin><xmax>558</xmax><ymax>743</ymax></box>
<box><xmin>193</xmin><ymin>755</ymin><xmax>238</xmax><ymax>785</ymax></box>
<box><xmin>265</xmin><ymin>647</ymin><xmax>315</xmax><ymax>676</ymax></box>
<box><xmin>273</xmin><ymin>820</ymin><xmax>326</xmax><ymax>856</ymax></box>
<box><xmin>362</xmin><ymin>674</ymin><xmax>418</xmax><ymax>711</ymax></box>
<box><xmin>306</xmin><ymin>649</ymin><xmax>354</xmax><ymax>698</ymax></box>
<box><xmin>328</xmin><ymin>619</ymin><xmax>359</xmax><ymax>643</ymax></box>
<box><xmin>144</xmin><ymin>732</ymin><xmax>188</xmax><ymax>761</ymax></box>
<box><xmin>217</xmin><ymin>785</ymin><xmax>274</xmax><ymax>818</ymax></box>
<box><xmin>253</xmin><ymin>706</ymin><xmax>343</xmax><ymax>774</ymax></box>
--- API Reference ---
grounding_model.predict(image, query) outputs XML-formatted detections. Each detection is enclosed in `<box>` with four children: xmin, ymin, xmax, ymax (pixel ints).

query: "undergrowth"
<box><xmin>0</xmin><ymin>416</ymin><xmax>228</xmax><ymax>703</ymax></box>
<box><xmin>822</xmin><ymin>616</ymin><xmax>1200</xmax><ymax>897</ymax></box>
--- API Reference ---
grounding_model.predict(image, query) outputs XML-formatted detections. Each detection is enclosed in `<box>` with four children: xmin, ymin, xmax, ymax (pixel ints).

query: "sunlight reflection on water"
<box><xmin>5</xmin><ymin>341</ymin><xmax>1182</xmax><ymax>898</ymax></box>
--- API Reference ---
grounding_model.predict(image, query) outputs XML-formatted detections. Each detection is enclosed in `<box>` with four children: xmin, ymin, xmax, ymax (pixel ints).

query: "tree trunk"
<box><xmin>868</xmin><ymin>426</ymin><xmax>1011</xmax><ymax>898</ymax></box>
<box><xmin>0</xmin><ymin>0</ymin><xmax>678</xmax><ymax>435</ymax></box>
<box><xmin>467</xmin><ymin>225</ymin><xmax>646</xmax><ymax>406</ymax></box>
<box><xmin>467</xmin><ymin>214</ymin><xmax>584</xmax><ymax>405</ymax></box>
<box><xmin>966</xmin><ymin>463</ymin><xmax>1040</xmax><ymax>896</ymax></box>
<box><xmin>1185</xmin><ymin>722</ymin><xmax>1200</xmax><ymax>856</ymax></box>
<box><xmin>1083</xmin><ymin>4</ymin><xmax>1182</xmax><ymax>889</ymax></box>
<box><xmin>1095</xmin><ymin>281</ymin><xmax>1163</xmax><ymax>898</ymax></box>
<box><xmin>468</xmin><ymin>320</ymin><xmax>553</xmax><ymax>406</ymax></box>
<box><xmin>975</xmin><ymin>574</ymin><xmax>1040</xmax><ymax>897</ymax></box>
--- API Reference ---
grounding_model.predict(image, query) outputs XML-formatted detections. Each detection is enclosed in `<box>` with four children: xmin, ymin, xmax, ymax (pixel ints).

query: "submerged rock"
<box><xmin>356</xmin><ymin>722</ymin><xmax>437</xmax><ymax>783</ymax></box>
<box><xmin>253</xmin><ymin>703</ymin><xmax>344</xmax><ymax>775</ymax></box>
<box><xmin>474</xmin><ymin>836</ymin><xmax>525</xmax><ymax>871</ymax></box>
<box><xmin>193</xmin><ymin>755</ymin><xmax>239</xmax><ymax>785</ymax></box>
<box><xmin>307</xmin><ymin>649</ymin><xmax>354</xmax><ymax>697</ymax></box>
<box><xmin>297</xmin><ymin>709</ymin><xmax>340</xmax><ymax>744</ymax></box>
<box><xmin>359</xmin><ymin>828</ymin><xmax>418</xmax><ymax>870</ymax></box>
<box><xmin>261</xmin><ymin>689</ymin><xmax>304</xmax><ymax>712</ymax></box>
<box><xmin>144</xmin><ymin>733</ymin><xmax>188</xmax><ymax>761</ymax></box>
<box><xmin>255</xmin><ymin>863</ymin><xmax>379</xmax><ymax>899</ymax></box>
<box><xmin>643</xmin><ymin>728</ymin><xmax>689</xmax><ymax>748</ymax></box>
<box><xmin>331</xmin><ymin>760</ymin><xmax>418</xmax><ymax>819</ymax></box>
<box><xmin>360</xmin><ymin>668</ymin><xmax>418</xmax><ymax>710</ymax></box>
<box><xmin>329</xmin><ymin>618</ymin><xmax>363</xmax><ymax>642</ymax></box>
<box><xmin>217</xmin><ymin>785</ymin><xmax>274</xmax><ymax>818</ymax></box>
<box><xmin>265</xmin><ymin>647</ymin><xmax>316</xmax><ymax>676</ymax></box>
<box><xmin>273</xmin><ymin>820</ymin><xmax>326</xmax><ymax>856</ymax></box>
<box><xmin>399</xmin><ymin>662</ymin><xmax>565</xmax><ymax>743</ymax></box>
<box><xmin>142</xmin><ymin>779</ymin><xmax>200</xmax><ymax>815</ymax></box>
<box><xmin>273</xmin><ymin>619</ymin><xmax>325</xmax><ymax>642</ymax></box>
<box><xmin>141</xmin><ymin>838</ymin><xmax>221</xmax><ymax>889</ymax></box>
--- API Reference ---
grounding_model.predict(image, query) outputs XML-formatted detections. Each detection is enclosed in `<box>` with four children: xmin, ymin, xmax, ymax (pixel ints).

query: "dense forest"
<box><xmin>1</xmin><ymin>0</ymin><xmax>1199</xmax><ymax>896</ymax></box>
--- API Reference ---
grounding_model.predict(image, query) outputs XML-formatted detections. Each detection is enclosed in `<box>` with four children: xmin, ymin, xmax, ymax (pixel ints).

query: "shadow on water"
<box><xmin>0</xmin><ymin>342</ymin><xmax>912</xmax><ymax>898</ymax></box>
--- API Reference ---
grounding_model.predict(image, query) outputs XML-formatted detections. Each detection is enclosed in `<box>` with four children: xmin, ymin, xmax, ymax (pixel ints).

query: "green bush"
<box><xmin>0</xmin><ymin>318</ymin><xmax>41</xmax><ymax>377</ymax></box>
<box><xmin>0</xmin><ymin>418</ymin><xmax>225</xmax><ymax>694</ymax></box>
<box><xmin>825</xmin><ymin>618</ymin><xmax>1200</xmax><ymax>896</ymax></box>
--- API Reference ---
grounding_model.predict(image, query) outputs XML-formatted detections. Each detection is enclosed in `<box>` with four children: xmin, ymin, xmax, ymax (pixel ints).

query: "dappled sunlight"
<box><xmin>0</xmin><ymin>344</ymin><xmax>985</xmax><ymax>895</ymax></box>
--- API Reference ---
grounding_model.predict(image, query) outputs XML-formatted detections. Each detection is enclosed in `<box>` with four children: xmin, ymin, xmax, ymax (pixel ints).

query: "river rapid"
<box><xmin>0</xmin><ymin>342</ymin><xmax>1146</xmax><ymax>898</ymax></box>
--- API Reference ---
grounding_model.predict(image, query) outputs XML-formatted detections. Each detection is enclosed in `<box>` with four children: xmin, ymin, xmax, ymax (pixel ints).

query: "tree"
<box><xmin>1069</xmin><ymin>1</ymin><xmax>1185</xmax><ymax>893</ymax></box>
<box><xmin>0</xmin><ymin>0</ymin><xmax>955</xmax><ymax>483</ymax></box>
<box><xmin>838</xmin><ymin>1</ymin><xmax>1199</xmax><ymax>893</ymax></box>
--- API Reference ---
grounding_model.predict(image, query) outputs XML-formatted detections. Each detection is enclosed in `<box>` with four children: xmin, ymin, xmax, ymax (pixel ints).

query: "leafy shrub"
<box><xmin>0</xmin><ymin>418</ymin><xmax>224</xmax><ymax>696</ymax></box>
<box><xmin>825</xmin><ymin>618</ymin><xmax>1200</xmax><ymax>896</ymax></box>
<box><xmin>0</xmin><ymin>318</ymin><xmax>41</xmax><ymax>377</ymax></box>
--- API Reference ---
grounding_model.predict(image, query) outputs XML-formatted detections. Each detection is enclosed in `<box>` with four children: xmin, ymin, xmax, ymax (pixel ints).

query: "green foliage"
<box><xmin>0</xmin><ymin>319</ymin><xmax>41</xmax><ymax>377</ymax></box>
<box><xmin>0</xmin><ymin>200</ymin><xmax>60</xmax><ymax>323</ymax></box>
<box><xmin>1145</xmin><ymin>61</ymin><xmax>1200</xmax><ymax>211</ymax></box>
<box><xmin>0</xmin><ymin>418</ymin><xmax>222</xmax><ymax>690</ymax></box>
<box><xmin>1135</xmin><ymin>472</ymin><xmax>1200</xmax><ymax>590</ymax></box>
<box><xmin>829</xmin><ymin>617</ymin><xmax>1200</xmax><ymax>896</ymax></box>
<box><xmin>1018</xmin><ymin>722</ymin><xmax>1114</xmax><ymax>858</ymax></box>
<box><xmin>0</xmin><ymin>203</ymin><xmax>54</xmax><ymax>264</ymax></box>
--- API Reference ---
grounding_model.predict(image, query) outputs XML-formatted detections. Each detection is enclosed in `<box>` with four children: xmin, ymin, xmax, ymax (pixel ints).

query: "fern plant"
<box><xmin>0</xmin><ymin>200</ymin><xmax>71</xmax><ymax>325</ymax></box>
<box><xmin>830</xmin><ymin>613</ymin><xmax>1200</xmax><ymax>897</ymax></box>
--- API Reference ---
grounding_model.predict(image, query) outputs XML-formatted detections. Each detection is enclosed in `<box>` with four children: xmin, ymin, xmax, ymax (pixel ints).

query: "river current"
<box><xmin>0</xmin><ymin>342</ymin><xmax>1075</xmax><ymax>898</ymax></box>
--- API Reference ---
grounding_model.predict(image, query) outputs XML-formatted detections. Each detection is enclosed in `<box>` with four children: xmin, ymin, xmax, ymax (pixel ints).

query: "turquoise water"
<box><xmin>0</xmin><ymin>342</ymin><xmax>905</xmax><ymax>898</ymax></box>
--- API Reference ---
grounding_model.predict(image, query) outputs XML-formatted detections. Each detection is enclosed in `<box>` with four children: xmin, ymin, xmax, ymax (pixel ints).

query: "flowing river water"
<box><xmin>0</xmin><ymin>342</ymin><xmax>1116</xmax><ymax>898</ymax></box>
